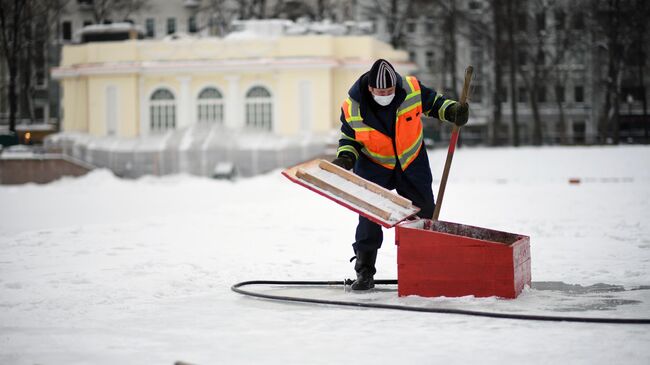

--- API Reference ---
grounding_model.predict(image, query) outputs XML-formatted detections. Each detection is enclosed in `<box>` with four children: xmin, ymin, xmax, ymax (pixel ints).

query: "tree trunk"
<box><xmin>641</xmin><ymin>14</ymin><xmax>649</xmax><ymax>144</ymax></box>
<box><xmin>613</xmin><ymin>62</ymin><xmax>621</xmax><ymax>144</ymax></box>
<box><xmin>449</xmin><ymin>2</ymin><xmax>458</xmax><ymax>96</ymax></box>
<box><xmin>8</xmin><ymin>61</ymin><xmax>18</xmax><ymax>132</ymax></box>
<box><xmin>506</xmin><ymin>0</ymin><xmax>519</xmax><ymax>146</ymax></box>
<box><xmin>22</xmin><ymin>55</ymin><xmax>34</xmax><ymax>124</ymax></box>
<box><xmin>641</xmin><ymin>49</ymin><xmax>649</xmax><ymax>144</ymax></box>
<box><xmin>92</xmin><ymin>0</ymin><xmax>111</xmax><ymax>24</ymax></box>
<box><xmin>6</xmin><ymin>0</ymin><xmax>27</xmax><ymax>133</ymax></box>
<box><xmin>599</xmin><ymin>89</ymin><xmax>612</xmax><ymax>144</ymax></box>
<box><xmin>555</xmin><ymin>81</ymin><xmax>567</xmax><ymax>144</ymax></box>
<box><xmin>22</xmin><ymin>14</ymin><xmax>34</xmax><ymax>124</ymax></box>
<box><xmin>491</xmin><ymin>0</ymin><xmax>503</xmax><ymax>146</ymax></box>
<box><xmin>389</xmin><ymin>0</ymin><xmax>398</xmax><ymax>48</ymax></box>
<box><xmin>316</xmin><ymin>0</ymin><xmax>325</xmax><ymax>20</ymax></box>
<box><xmin>530</xmin><ymin>87</ymin><xmax>542</xmax><ymax>145</ymax></box>
<box><xmin>610</xmin><ymin>5</ymin><xmax>622</xmax><ymax>145</ymax></box>
<box><xmin>258</xmin><ymin>0</ymin><xmax>267</xmax><ymax>18</ymax></box>
<box><xmin>600</xmin><ymin>0</ymin><xmax>626</xmax><ymax>145</ymax></box>
<box><xmin>530</xmin><ymin>61</ymin><xmax>543</xmax><ymax>145</ymax></box>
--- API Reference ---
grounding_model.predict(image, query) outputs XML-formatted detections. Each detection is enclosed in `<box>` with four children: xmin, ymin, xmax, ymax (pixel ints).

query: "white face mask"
<box><xmin>373</xmin><ymin>93</ymin><xmax>395</xmax><ymax>106</ymax></box>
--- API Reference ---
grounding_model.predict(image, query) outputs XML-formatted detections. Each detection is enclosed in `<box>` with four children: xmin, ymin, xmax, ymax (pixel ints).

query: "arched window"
<box><xmin>197</xmin><ymin>87</ymin><xmax>224</xmax><ymax>124</ymax></box>
<box><xmin>150</xmin><ymin>88</ymin><xmax>176</xmax><ymax>132</ymax></box>
<box><xmin>245</xmin><ymin>86</ymin><xmax>272</xmax><ymax>131</ymax></box>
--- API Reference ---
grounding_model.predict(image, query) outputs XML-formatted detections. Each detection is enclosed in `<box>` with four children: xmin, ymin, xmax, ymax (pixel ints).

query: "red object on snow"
<box><xmin>396</xmin><ymin>219</ymin><xmax>531</xmax><ymax>299</ymax></box>
<box><xmin>282</xmin><ymin>159</ymin><xmax>532</xmax><ymax>299</ymax></box>
<box><xmin>282</xmin><ymin>159</ymin><xmax>420</xmax><ymax>228</ymax></box>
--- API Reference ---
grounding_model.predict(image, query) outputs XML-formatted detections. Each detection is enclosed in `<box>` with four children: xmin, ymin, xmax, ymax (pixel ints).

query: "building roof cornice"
<box><xmin>52</xmin><ymin>57</ymin><xmax>415</xmax><ymax>78</ymax></box>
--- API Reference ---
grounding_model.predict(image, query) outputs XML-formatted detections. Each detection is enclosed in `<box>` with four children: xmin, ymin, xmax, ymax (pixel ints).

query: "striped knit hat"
<box><xmin>368</xmin><ymin>59</ymin><xmax>397</xmax><ymax>89</ymax></box>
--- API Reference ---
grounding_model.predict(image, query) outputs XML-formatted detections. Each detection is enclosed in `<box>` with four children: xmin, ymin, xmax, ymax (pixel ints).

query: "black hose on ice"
<box><xmin>231</xmin><ymin>279</ymin><xmax>650</xmax><ymax>324</ymax></box>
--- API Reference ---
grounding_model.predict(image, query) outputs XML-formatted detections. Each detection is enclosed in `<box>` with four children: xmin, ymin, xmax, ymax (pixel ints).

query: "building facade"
<box><xmin>50</xmin><ymin>32</ymin><xmax>412</xmax><ymax>177</ymax></box>
<box><xmin>362</xmin><ymin>0</ymin><xmax>649</xmax><ymax>145</ymax></box>
<box><xmin>3</xmin><ymin>0</ymin><xmax>646</xmax><ymax>149</ymax></box>
<box><xmin>1</xmin><ymin>0</ymin><xmax>357</xmax><ymax>138</ymax></box>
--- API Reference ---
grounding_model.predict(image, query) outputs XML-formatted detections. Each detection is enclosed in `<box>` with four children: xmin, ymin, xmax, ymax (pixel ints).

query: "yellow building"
<box><xmin>51</xmin><ymin>33</ymin><xmax>413</xmax><ymax>177</ymax></box>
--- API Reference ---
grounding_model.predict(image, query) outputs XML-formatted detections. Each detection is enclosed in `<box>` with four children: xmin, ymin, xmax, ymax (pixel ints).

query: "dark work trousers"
<box><xmin>352</xmin><ymin>149</ymin><xmax>435</xmax><ymax>254</ymax></box>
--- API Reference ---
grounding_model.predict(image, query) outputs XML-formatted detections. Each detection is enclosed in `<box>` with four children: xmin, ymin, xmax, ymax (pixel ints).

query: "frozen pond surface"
<box><xmin>1</xmin><ymin>146</ymin><xmax>649</xmax><ymax>364</ymax></box>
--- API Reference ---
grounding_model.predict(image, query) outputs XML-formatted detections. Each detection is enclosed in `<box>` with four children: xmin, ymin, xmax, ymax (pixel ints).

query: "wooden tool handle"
<box><xmin>459</xmin><ymin>65</ymin><xmax>473</xmax><ymax>105</ymax></box>
<box><xmin>433</xmin><ymin>66</ymin><xmax>473</xmax><ymax>221</ymax></box>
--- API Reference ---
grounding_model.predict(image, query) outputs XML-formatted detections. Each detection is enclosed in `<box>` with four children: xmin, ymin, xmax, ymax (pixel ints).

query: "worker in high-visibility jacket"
<box><xmin>332</xmin><ymin>59</ymin><xmax>469</xmax><ymax>291</ymax></box>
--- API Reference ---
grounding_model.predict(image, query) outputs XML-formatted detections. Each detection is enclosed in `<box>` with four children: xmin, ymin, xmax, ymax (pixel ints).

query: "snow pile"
<box><xmin>227</xmin><ymin>19</ymin><xmax>373</xmax><ymax>38</ymax></box>
<box><xmin>0</xmin><ymin>146</ymin><xmax>649</xmax><ymax>364</ymax></box>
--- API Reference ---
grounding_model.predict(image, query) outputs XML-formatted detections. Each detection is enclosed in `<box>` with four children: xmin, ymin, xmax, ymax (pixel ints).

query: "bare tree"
<box><xmin>548</xmin><ymin>2</ymin><xmax>584</xmax><ymax>145</ymax></box>
<box><xmin>257</xmin><ymin>0</ymin><xmax>267</xmax><ymax>18</ymax></box>
<box><xmin>597</xmin><ymin>0</ymin><xmax>650</xmax><ymax>144</ymax></box>
<box><xmin>0</xmin><ymin>0</ymin><xmax>29</xmax><ymax>133</ymax></box>
<box><xmin>120</xmin><ymin>0</ymin><xmax>149</xmax><ymax>21</ymax></box>
<box><xmin>589</xmin><ymin>0</ymin><xmax>643</xmax><ymax>144</ymax></box>
<box><xmin>314</xmin><ymin>0</ymin><xmax>341</xmax><ymax>20</ymax></box>
<box><xmin>361</xmin><ymin>0</ymin><xmax>414</xmax><ymax>49</ymax></box>
<box><xmin>20</xmin><ymin>2</ymin><xmax>35</xmax><ymax>124</ymax></box>
<box><xmin>1</xmin><ymin>0</ymin><xmax>73</xmax><ymax>132</ymax></box>
<box><xmin>631</xmin><ymin>1</ymin><xmax>650</xmax><ymax>143</ymax></box>
<box><xmin>488</xmin><ymin>0</ymin><xmax>506</xmax><ymax>145</ymax></box>
<box><xmin>270</xmin><ymin>0</ymin><xmax>315</xmax><ymax>20</ymax></box>
<box><xmin>440</xmin><ymin>1</ymin><xmax>459</xmax><ymax>95</ymax></box>
<box><xmin>504</xmin><ymin>0</ymin><xmax>520</xmax><ymax>146</ymax></box>
<box><xmin>234</xmin><ymin>0</ymin><xmax>268</xmax><ymax>20</ymax></box>
<box><xmin>87</xmin><ymin>0</ymin><xmax>149</xmax><ymax>24</ymax></box>
<box><xmin>201</xmin><ymin>0</ymin><xmax>239</xmax><ymax>36</ymax></box>
<box><xmin>427</xmin><ymin>0</ymin><xmax>478</xmax><ymax>97</ymax></box>
<box><xmin>316</xmin><ymin>0</ymin><xmax>328</xmax><ymax>20</ymax></box>
<box><xmin>515</xmin><ymin>0</ymin><xmax>570</xmax><ymax>145</ymax></box>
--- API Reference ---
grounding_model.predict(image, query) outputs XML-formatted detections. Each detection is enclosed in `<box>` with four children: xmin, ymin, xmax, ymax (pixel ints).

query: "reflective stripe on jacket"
<box><xmin>341</xmin><ymin>75</ymin><xmax>423</xmax><ymax>170</ymax></box>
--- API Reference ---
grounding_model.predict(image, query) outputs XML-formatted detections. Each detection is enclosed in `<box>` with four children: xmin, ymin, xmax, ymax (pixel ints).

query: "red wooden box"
<box><xmin>395</xmin><ymin>219</ymin><xmax>531</xmax><ymax>299</ymax></box>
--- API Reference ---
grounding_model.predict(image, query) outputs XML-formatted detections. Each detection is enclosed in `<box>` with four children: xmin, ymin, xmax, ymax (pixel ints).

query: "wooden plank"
<box><xmin>282</xmin><ymin>159</ymin><xmax>321</xmax><ymax>180</ymax></box>
<box><xmin>282</xmin><ymin>158</ymin><xmax>421</xmax><ymax>227</ymax></box>
<box><xmin>317</xmin><ymin>160</ymin><xmax>412</xmax><ymax>208</ymax></box>
<box><xmin>295</xmin><ymin>168</ymin><xmax>392</xmax><ymax>221</ymax></box>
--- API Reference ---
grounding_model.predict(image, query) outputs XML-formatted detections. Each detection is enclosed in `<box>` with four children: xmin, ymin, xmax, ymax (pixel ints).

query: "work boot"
<box><xmin>351</xmin><ymin>249</ymin><xmax>377</xmax><ymax>291</ymax></box>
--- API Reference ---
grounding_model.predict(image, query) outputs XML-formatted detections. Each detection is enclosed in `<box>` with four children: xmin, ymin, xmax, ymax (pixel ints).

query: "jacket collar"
<box><xmin>348</xmin><ymin>72</ymin><xmax>406</xmax><ymax>136</ymax></box>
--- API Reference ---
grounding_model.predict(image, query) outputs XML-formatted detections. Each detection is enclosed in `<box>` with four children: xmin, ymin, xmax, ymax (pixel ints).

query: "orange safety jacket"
<box><xmin>341</xmin><ymin>75</ymin><xmax>424</xmax><ymax>170</ymax></box>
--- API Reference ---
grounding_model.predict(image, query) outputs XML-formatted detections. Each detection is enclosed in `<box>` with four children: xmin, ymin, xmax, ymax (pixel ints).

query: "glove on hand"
<box><xmin>445</xmin><ymin>102</ymin><xmax>469</xmax><ymax>127</ymax></box>
<box><xmin>331</xmin><ymin>153</ymin><xmax>355</xmax><ymax>170</ymax></box>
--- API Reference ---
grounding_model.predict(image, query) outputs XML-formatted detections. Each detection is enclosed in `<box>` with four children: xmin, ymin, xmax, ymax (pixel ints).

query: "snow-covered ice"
<box><xmin>1</xmin><ymin>146</ymin><xmax>649</xmax><ymax>364</ymax></box>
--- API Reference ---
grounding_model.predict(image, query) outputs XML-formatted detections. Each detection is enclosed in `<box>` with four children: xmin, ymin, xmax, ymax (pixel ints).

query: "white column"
<box><xmin>272</xmin><ymin>73</ymin><xmax>281</xmax><ymax>135</ymax></box>
<box><xmin>177</xmin><ymin>76</ymin><xmax>192</xmax><ymax>128</ymax></box>
<box><xmin>299</xmin><ymin>80</ymin><xmax>312</xmax><ymax>134</ymax></box>
<box><xmin>106</xmin><ymin>85</ymin><xmax>118</xmax><ymax>136</ymax></box>
<box><xmin>225</xmin><ymin>75</ymin><xmax>241</xmax><ymax>129</ymax></box>
<box><xmin>139</xmin><ymin>75</ymin><xmax>147</xmax><ymax>136</ymax></box>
